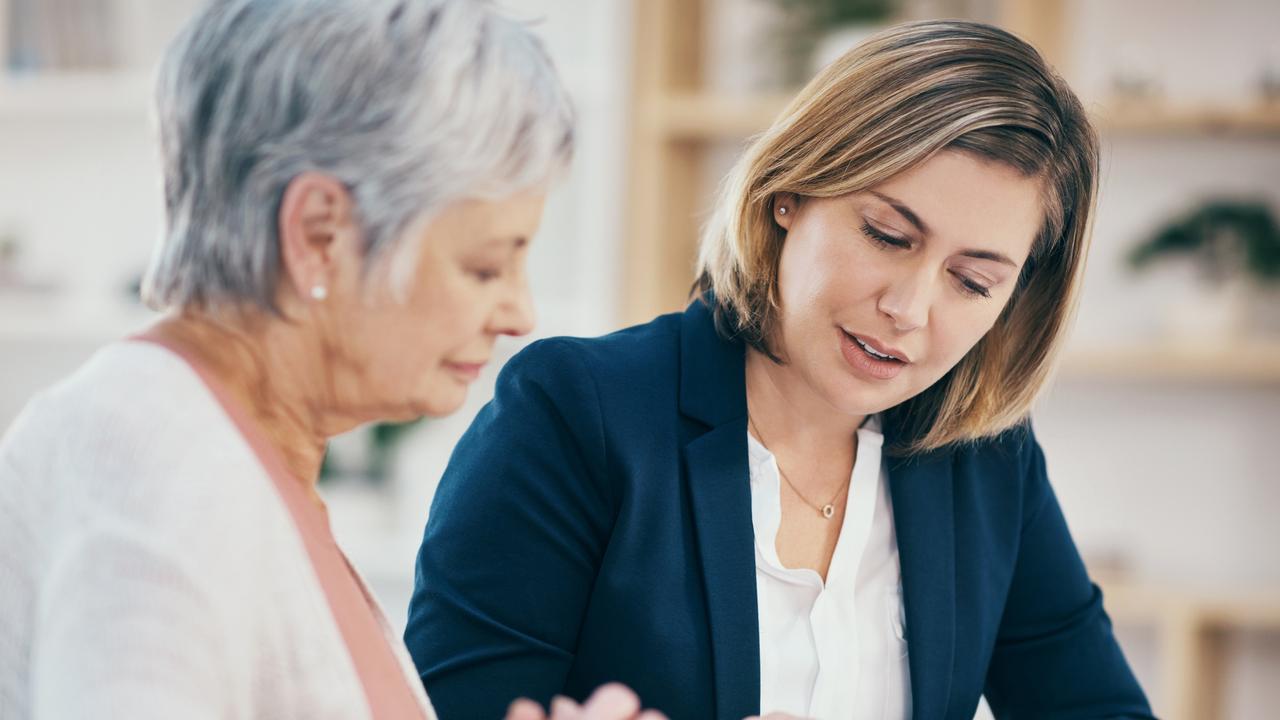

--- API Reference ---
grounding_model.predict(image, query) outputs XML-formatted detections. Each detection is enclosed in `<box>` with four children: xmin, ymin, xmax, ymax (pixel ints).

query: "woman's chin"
<box><xmin>412</xmin><ymin>384</ymin><xmax>469</xmax><ymax>419</ymax></box>
<box><xmin>823</xmin><ymin>370</ymin><xmax>911</xmax><ymax>418</ymax></box>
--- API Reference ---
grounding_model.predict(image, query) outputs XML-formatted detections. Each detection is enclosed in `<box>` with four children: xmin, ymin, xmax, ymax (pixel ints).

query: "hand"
<box><xmin>504</xmin><ymin>683</ymin><xmax>667</xmax><ymax>720</ymax></box>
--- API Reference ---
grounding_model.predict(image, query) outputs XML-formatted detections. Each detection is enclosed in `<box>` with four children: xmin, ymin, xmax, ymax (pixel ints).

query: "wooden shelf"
<box><xmin>1059</xmin><ymin>341</ymin><xmax>1280</xmax><ymax>383</ymax></box>
<box><xmin>657</xmin><ymin>92</ymin><xmax>793</xmax><ymax>140</ymax></box>
<box><xmin>1104</xmin><ymin>581</ymin><xmax>1280</xmax><ymax>631</ymax></box>
<box><xmin>1101</xmin><ymin>102</ymin><xmax>1280</xmax><ymax>137</ymax></box>
<box><xmin>654</xmin><ymin>92</ymin><xmax>1280</xmax><ymax>142</ymax></box>
<box><xmin>1101</xmin><ymin>580</ymin><xmax>1280</xmax><ymax>720</ymax></box>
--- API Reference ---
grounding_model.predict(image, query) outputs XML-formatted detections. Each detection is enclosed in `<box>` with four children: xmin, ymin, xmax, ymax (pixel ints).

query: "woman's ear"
<box><xmin>773</xmin><ymin>192</ymin><xmax>798</xmax><ymax>230</ymax></box>
<box><xmin>277</xmin><ymin>172</ymin><xmax>359</xmax><ymax>304</ymax></box>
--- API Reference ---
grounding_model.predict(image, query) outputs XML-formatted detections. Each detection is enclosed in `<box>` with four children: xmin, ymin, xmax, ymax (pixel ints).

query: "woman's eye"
<box><xmin>860</xmin><ymin>221</ymin><xmax>911</xmax><ymax>249</ymax></box>
<box><xmin>859</xmin><ymin>220</ymin><xmax>992</xmax><ymax>298</ymax></box>
<box><xmin>953</xmin><ymin>272</ymin><xmax>992</xmax><ymax>298</ymax></box>
<box><xmin>470</xmin><ymin>268</ymin><xmax>502</xmax><ymax>283</ymax></box>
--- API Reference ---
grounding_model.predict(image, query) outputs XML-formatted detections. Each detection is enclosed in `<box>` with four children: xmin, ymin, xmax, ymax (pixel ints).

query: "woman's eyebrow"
<box><xmin>869</xmin><ymin>190</ymin><xmax>1018</xmax><ymax>267</ymax></box>
<box><xmin>959</xmin><ymin>248</ymin><xmax>1018</xmax><ymax>267</ymax></box>
<box><xmin>478</xmin><ymin>235</ymin><xmax>528</xmax><ymax>249</ymax></box>
<box><xmin>869</xmin><ymin>190</ymin><xmax>929</xmax><ymax>234</ymax></box>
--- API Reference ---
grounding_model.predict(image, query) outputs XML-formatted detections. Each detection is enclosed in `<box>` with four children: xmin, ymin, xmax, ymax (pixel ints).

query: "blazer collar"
<box><xmin>679</xmin><ymin>295</ymin><xmax>747</xmax><ymax>428</ymax></box>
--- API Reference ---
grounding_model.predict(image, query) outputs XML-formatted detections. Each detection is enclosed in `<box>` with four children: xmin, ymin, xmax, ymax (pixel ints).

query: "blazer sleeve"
<box><xmin>982</xmin><ymin>428</ymin><xmax>1156</xmax><ymax>719</ymax></box>
<box><xmin>404</xmin><ymin>339</ymin><xmax>613</xmax><ymax>719</ymax></box>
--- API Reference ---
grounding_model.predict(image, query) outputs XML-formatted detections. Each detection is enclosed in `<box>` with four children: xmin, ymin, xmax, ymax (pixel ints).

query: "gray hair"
<box><xmin>143</xmin><ymin>0</ymin><xmax>575</xmax><ymax>312</ymax></box>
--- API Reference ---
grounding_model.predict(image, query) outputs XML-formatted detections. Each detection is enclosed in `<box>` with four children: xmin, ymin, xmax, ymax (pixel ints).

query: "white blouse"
<box><xmin>748</xmin><ymin>415</ymin><xmax>912</xmax><ymax>720</ymax></box>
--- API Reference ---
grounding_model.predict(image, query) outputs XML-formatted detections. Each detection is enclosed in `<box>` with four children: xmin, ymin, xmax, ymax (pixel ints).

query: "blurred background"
<box><xmin>1</xmin><ymin>1</ymin><xmax>1277</xmax><ymax>718</ymax></box>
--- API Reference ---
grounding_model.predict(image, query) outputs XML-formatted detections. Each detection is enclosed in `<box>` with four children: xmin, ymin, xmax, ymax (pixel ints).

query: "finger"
<box><xmin>580</xmin><ymin>683</ymin><xmax>640</xmax><ymax>719</ymax></box>
<box><xmin>637</xmin><ymin>710</ymin><xmax>669</xmax><ymax>720</ymax></box>
<box><xmin>550</xmin><ymin>695</ymin><xmax>583</xmax><ymax>720</ymax></box>
<box><xmin>505</xmin><ymin>698</ymin><xmax>546</xmax><ymax>720</ymax></box>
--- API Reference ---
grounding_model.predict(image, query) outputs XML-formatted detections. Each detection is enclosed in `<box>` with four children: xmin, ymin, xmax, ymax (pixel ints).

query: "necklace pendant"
<box><xmin>822</xmin><ymin>504</ymin><xmax>835</xmax><ymax>519</ymax></box>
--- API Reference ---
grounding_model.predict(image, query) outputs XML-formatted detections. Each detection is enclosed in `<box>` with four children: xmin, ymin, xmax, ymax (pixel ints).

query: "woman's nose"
<box><xmin>877</xmin><ymin>271</ymin><xmax>931</xmax><ymax>332</ymax></box>
<box><xmin>493</xmin><ymin>275</ymin><xmax>536</xmax><ymax>337</ymax></box>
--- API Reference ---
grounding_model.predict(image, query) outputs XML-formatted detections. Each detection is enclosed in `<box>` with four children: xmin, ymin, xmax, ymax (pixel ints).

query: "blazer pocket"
<box><xmin>887</xmin><ymin>588</ymin><xmax>909</xmax><ymax>659</ymax></box>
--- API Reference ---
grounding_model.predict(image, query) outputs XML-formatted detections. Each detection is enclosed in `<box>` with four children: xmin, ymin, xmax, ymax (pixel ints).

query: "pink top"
<box><xmin>132</xmin><ymin>333</ymin><xmax>428</xmax><ymax>720</ymax></box>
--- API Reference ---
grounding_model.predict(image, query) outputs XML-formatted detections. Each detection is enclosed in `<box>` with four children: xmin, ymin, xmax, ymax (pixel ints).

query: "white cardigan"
<box><xmin>0</xmin><ymin>342</ymin><xmax>435</xmax><ymax>719</ymax></box>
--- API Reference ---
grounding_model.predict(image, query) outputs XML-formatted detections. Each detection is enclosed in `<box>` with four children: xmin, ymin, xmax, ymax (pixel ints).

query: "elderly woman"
<box><xmin>0</xmin><ymin>1</ymin><xmax>659</xmax><ymax>719</ymax></box>
<box><xmin>406</xmin><ymin>19</ymin><xmax>1154</xmax><ymax>720</ymax></box>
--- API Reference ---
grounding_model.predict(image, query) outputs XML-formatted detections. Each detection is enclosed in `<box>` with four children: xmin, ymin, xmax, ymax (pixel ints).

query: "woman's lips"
<box><xmin>444</xmin><ymin>362</ymin><xmax>485</xmax><ymax>381</ymax></box>
<box><xmin>839</xmin><ymin>329</ymin><xmax>906</xmax><ymax>380</ymax></box>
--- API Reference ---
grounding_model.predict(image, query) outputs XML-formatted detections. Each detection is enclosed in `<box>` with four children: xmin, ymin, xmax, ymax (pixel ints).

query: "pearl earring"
<box><xmin>310</xmin><ymin>285</ymin><xmax>328</xmax><ymax>301</ymax></box>
<box><xmin>778</xmin><ymin>206</ymin><xmax>788</xmax><ymax>215</ymax></box>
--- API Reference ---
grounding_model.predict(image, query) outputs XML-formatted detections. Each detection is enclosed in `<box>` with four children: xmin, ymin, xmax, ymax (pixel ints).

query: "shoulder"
<box><xmin>956</xmin><ymin>420</ymin><xmax>1041</xmax><ymax>470</ymax></box>
<box><xmin>498</xmin><ymin>311</ymin><xmax>684</xmax><ymax>405</ymax></box>
<box><xmin>467</xmin><ymin>312</ymin><xmax>686</xmax><ymax>484</ymax></box>
<box><xmin>2</xmin><ymin>341</ymin><xmax>292</xmax><ymax>548</ymax></box>
<box><xmin>14</xmin><ymin>341</ymin><xmax>223</xmax><ymax>447</ymax></box>
<box><xmin>948</xmin><ymin>419</ymin><xmax>1053</xmax><ymax>523</ymax></box>
<box><xmin>506</xmin><ymin>311</ymin><xmax>682</xmax><ymax>379</ymax></box>
<box><xmin>29</xmin><ymin>342</ymin><xmax>248</xmax><ymax>469</ymax></box>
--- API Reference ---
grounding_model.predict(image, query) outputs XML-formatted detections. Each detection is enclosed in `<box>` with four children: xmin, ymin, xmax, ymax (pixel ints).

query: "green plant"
<box><xmin>1127</xmin><ymin>200</ymin><xmax>1280</xmax><ymax>285</ymax></box>
<box><xmin>319</xmin><ymin>417</ymin><xmax>426</xmax><ymax>483</ymax></box>
<box><xmin>367</xmin><ymin>417</ymin><xmax>426</xmax><ymax>480</ymax></box>
<box><xmin>772</xmin><ymin>0</ymin><xmax>895</xmax><ymax>27</ymax></box>
<box><xmin>766</xmin><ymin>0</ymin><xmax>897</xmax><ymax>85</ymax></box>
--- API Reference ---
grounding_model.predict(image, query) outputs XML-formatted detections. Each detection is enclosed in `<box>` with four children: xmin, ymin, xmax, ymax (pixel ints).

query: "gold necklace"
<box><xmin>748</xmin><ymin>415</ymin><xmax>848</xmax><ymax>520</ymax></box>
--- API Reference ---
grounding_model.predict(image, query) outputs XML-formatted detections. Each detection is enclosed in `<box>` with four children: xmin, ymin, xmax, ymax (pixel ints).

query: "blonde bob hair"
<box><xmin>693</xmin><ymin>20</ymin><xmax>1099</xmax><ymax>455</ymax></box>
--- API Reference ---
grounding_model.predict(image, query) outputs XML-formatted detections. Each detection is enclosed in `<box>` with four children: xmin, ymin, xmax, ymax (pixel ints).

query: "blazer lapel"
<box><xmin>686</xmin><ymin>423</ymin><xmax>760</xmax><ymax>720</ymax></box>
<box><xmin>679</xmin><ymin>298</ymin><xmax>760</xmax><ymax>720</ymax></box>
<box><xmin>886</xmin><ymin>432</ymin><xmax>958</xmax><ymax>719</ymax></box>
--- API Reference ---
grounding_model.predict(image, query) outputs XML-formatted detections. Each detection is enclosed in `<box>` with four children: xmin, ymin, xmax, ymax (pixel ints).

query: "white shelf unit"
<box><xmin>0</xmin><ymin>71</ymin><xmax>152</xmax><ymax>120</ymax></box>
<box><xmin>0</xmin><ymin>295</ymin><xmax>156</xmax><ymax>344</ymax></box>
<box><xmin>1059</xmin><ymin>341</ymin><xmax>1280</xmax><ymax>384</ymax></box>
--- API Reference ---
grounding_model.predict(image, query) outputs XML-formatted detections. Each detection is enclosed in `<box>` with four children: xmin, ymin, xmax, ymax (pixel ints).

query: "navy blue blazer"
<box><xmin>405</xmin><ymin>298</ymin><xmax>1153</xmax><ymax>720</ymax></box>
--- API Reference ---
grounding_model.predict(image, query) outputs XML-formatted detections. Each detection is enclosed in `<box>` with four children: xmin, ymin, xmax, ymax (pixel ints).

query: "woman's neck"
<box><xmin>744</xmin><ymin>348</ymin><xmax>865</xmax><ymax>467</ymax></box>
<box><xmin>146</xmin><ymin>309</ymin><xmax>348</xmax><ymax>500</ymax></box>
